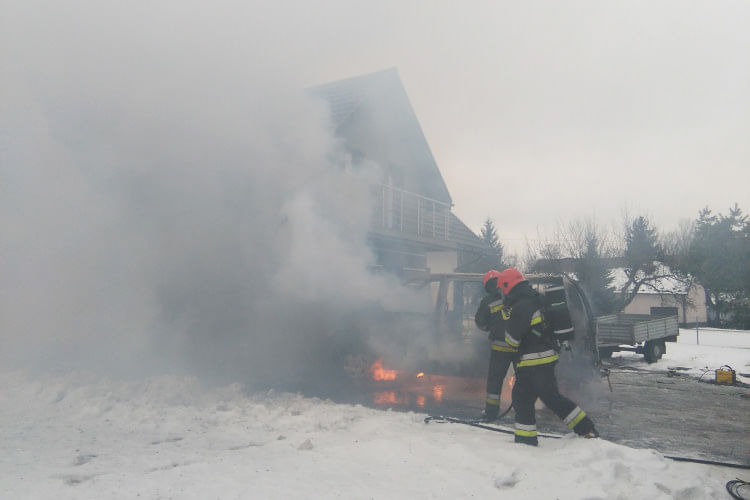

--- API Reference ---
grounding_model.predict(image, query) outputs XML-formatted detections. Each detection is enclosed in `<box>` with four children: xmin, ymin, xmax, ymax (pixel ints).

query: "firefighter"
<box><xmin>498</xmin><ymin>267</ymin><xmax>598</xmax><ymax>445</ymax></box>
<box><xmin>474</xmin><ymin>269</ymin><xmax>515</xmax><ymax>421</ymax></box>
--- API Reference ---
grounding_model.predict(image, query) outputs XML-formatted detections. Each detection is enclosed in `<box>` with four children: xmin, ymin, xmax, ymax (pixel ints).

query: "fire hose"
<box><xmin>726</xmin><ymin>478</ymin><xmax>750</xmax><ymax>500</ymax></box>
<box><xmin>425</xmin><ymin>415</ymin><xmax>750</xmax><ymax>471</ymax></box>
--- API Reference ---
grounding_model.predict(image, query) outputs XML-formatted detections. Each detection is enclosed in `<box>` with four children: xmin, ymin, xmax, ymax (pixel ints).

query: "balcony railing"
<box><xmin>372</xmin><ymin>184</ymin><xmax>451</xmax><ymax>241</ymax></box>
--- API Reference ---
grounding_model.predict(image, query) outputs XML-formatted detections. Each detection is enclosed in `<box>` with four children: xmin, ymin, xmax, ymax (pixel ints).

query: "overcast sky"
<box><xmin>5</xmin><ymin>1</ymin><xmax>749</xmax><ymax>253</ymax></box>
<box><xmin>292</xmin><ymin>1</ymin><xmax>750</xmax><ymax>253</ymax></box>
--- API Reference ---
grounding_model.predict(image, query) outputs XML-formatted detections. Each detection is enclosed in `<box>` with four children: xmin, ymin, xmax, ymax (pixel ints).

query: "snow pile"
<box><xmin>0</xmin><ymin>371</ymin><xmax>730</xmax><ymax>499</ymax></box>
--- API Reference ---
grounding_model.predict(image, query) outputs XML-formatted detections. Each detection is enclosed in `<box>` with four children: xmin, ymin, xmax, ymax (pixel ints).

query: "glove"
<box><xmin>560</xmin><ymin>340</ymin><xmax>572</xmax><ymax>352</ymax></box>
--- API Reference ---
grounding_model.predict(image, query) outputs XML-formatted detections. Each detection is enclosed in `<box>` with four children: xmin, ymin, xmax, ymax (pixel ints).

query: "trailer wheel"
<box><xmin>644</xmin><ymin>341</ymin><xmax>663</xmax><ymax>363</ymax></box>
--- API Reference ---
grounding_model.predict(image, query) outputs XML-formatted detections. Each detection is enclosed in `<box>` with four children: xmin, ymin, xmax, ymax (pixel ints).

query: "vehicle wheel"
<box><xmin>644</xmin><ymin>341</ymin><xmax>663</xmax><ymax>363</ymax></box>
<box><xmin>657</xmin><ymin>340</ymin><xmax>666</xmax><ymax>359</ymax></box>
<box><xmin>598</xmin><ymin>347</ymin><xmax>614</xmax><ymax>360</ymax></box>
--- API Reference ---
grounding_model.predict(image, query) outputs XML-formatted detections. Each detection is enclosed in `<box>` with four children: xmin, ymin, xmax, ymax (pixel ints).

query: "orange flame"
<box><xmin>374</xmin><ymin>391</ymin><xmax>398</xmax><ymax>404</ymax></box>
<box><xmin>370</xmin><ymin>358</ymin><xmax>398</xmax><ymax>381</ymax></box>
<box><xmin>508</xmin><ymin>375</ymin><xmax>515</xmax><ymax>388</ymax></box>
<box><xmin>432</xmin><ymin>384</ymin><xmax>444</xmax><ymax>403</ymax></box>
<box><xmin>373</xmin><ymin>391</ymin><xmax>410</xmax><ymax>405</ymax></box>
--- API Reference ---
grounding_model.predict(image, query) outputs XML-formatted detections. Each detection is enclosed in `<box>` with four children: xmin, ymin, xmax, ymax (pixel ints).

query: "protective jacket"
<box><xmin>475</xmin><ymin>290</ymin><xmax>515</xmax><ymax>418</ymax></box>
<box><xmin>475</xmin><ymin>291</ymin><xmax>515</xmax><ymax>352</ymax></box>
<box><xmin>503</xmin><ymin>281</ymin><xmax>596</xmax><ymax>445</ymax></box>
<box><xmin>503</xmin><ymin>281</ymin><xmax>559</xmax><ymax>368</ymax></box>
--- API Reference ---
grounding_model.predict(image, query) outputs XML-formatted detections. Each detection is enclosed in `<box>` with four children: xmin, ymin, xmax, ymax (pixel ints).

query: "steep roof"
<box><xmin>309</xmin><ymin>68</ymin><xmax>452</xmax><ymax>205</ymax></box>
<box><xmin>449</xmin><ymin>213</ymin><xmax>488</xmax><ymax>251</ymax></box>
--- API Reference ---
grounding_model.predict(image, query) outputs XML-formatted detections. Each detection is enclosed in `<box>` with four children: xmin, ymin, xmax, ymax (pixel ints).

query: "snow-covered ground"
<box><xmin>610</xmin><ymin>327</ymin><xmax>750</xmax><ymax>384</ymax></box>
<box><xmin>2</xmin><ymin>329</ymin><xmax>748</xmax><ymax>500</ymax></box>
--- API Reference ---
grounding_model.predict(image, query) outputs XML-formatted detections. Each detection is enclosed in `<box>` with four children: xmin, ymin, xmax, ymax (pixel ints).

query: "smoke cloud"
<box><xmin>1</xmin><ymin>1</ymin><xmax>427</xmax><ymax>391</ymax></box>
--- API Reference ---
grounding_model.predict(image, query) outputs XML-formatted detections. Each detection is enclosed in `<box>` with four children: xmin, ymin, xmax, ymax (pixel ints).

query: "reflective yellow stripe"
<box><xmin>517</xmin><ymin>353</ymin><xmax>559</xmax><ymax>367</ymax></box>
<box><xmin>490</xmin><ymin>302</ymin><xmax>510</xmax><ymax>319</ymax></box>
<box><xmin>505</xmin><ymin>333</ymin><xmax>520</xmax><ymax>347</ymax></box>
<box><xmin>519</xmin><ymin>349</ymin><xmax>556</xmax><ymax>361</ymax></box>
<box><xmin>486</xmin><ymin>397</ymin><xmax>500</xmax><ymax>406</ymax></box>
<box><xmin>489</xmin><ymin>300</ymin><xmax>504</xmax><ymax>314</ymax></box>
<box><xmin>568</xmin><ymin>410</ymin><xmax>587</xmax><ymax>429</ymax></box>
<box><xmin>564</xmin><ymin>407</ymin><xmax>583</xmax><ymax>425</ymax></box>
<box><xmin>530</xmin><ymin>310</ymin><xmax>543</xmax><ymax>326</ymax></box>
<box><xmin>492</xmin><ymin>344</ymin><xmax>517</xmax><ymax>352</ymax></box>
<box><xmin>514</xmin><ymin>429</ymin><xmax>538</xmax><ymax>437</ymax></box>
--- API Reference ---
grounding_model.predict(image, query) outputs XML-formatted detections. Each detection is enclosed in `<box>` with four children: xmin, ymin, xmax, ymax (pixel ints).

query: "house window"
<box><xmin>650</xmin><ymin>307</ymin><xmax>678</xmax><ymax>317</ymax></box>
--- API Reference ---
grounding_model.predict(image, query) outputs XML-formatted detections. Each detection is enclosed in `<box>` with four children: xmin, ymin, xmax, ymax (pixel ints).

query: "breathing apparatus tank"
<box><xmin>538</xmin><ymin>280</ymin><xmax>575</xmax><ymax>343</ymax></box>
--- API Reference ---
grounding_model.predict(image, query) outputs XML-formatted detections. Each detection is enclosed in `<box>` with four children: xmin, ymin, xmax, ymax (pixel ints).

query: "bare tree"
<box><xmin>521</xmin><ymin>217</ymin><xmax>618</xmax><ymax>313</ymax></box>
<box><xmin>618</xmin><ymin>214</ymin><xmax>692</xmax><ymax>310</ymax></box>
<box><xmin>522</xmin><ymin>228</ymin><xmax>563</xmax><ymax>273</ymax></box>
<box><xmin>562</xmin><ymin>217</ymin><xmax>618</xmax><ymax>314</ymax></box>
<box><xmin>560</xmin><ymin>217</ymin><xmax>617</xmax><ymax>261</ymax></box>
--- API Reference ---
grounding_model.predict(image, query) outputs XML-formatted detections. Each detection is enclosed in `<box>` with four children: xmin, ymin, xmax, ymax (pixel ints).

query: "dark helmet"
<box><xmin>482</xmin><ymin>269</ymin><xmax>502</xmax><ymax>293</ymax></box>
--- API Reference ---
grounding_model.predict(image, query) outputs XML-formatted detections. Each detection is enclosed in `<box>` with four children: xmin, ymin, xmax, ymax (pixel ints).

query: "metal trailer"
<box><xmin>596</xmin><ymin>314</ymin><xmax>680</xmax><ymax>363</ymax></box>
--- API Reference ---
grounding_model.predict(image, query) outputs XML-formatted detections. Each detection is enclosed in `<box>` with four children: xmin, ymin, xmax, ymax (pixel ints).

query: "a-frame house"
<box><xmin>310</xmin><ymin>68</ymin><xmax>490</xmax><ymax>279</ymax></box>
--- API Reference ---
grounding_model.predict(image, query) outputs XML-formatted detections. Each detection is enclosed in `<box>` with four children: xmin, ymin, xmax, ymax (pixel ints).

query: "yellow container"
<box><xmin>715</xmin><ymin>366</ymin><xmax>736</xmax><ymax>385</ymax></box>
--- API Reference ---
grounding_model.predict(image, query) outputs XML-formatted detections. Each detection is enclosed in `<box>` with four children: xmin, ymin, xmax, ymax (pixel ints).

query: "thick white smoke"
<box><xmin>0</xmin><ymin>1</ymin><xmax>422</xmax><ymax>389</ymax></box>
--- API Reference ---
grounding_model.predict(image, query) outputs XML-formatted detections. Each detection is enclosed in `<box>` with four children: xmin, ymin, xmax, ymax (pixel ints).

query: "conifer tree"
<box><xmin>618</xmin><ymin>215</ymin><xmax>667</xmax><ymax>308</ymax></box>
<box><xmin>682</xmin><ymin>204</ymin><xmax>750</xmax><ymax>327</ymax></box>
<box><xmin>480</xmin><ymin>217</ymin><xmax>504</xmax><ymax>271</ymax></box>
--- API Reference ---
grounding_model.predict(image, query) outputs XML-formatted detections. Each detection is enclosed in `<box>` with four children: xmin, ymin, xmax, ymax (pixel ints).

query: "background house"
<box><xmin>536</xmin><ymin>258</ymin><xmax>708</xmax><ymax>325</ymax></box>
<box><xmin>310</xmin><ymin>68</ymin><xmax>490</xmax><ymax>280</ymax></box>
<box><xmin>610</xmin><ymin>268</ymin><xmax>708</xmax><ymax>325</ymax></box>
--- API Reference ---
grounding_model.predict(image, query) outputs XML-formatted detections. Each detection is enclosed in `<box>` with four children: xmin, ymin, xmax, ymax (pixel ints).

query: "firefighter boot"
<box><xmin>514</xmin><ymin>434</ymin><xmax>539</xmax><ymax>446</ymax></box>
<box><xmin>480</xmin><ymin>408</ymin><xmax>499</xmax><ymax>422</ymax></box>
<box><xmin>583</xmin><ymin>428</ymin><xmax>600</xmax><ymax>439</ymax></box>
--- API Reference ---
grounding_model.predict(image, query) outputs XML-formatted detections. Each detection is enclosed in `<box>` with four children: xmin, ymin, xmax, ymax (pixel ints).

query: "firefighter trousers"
<box><xmin>484</xmin><ymin>348</ymin><xmax>513</xmax><ymax>419</ymax></box>
<box><xmin>512</xmin><ymin>362</ymin><xmax>595</xmax><ymax>445</ymax></box>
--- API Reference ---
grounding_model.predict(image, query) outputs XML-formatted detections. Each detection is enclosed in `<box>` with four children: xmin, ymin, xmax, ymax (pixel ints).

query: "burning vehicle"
<box><xmin>304</xmin><ymin>70</ymin><xmax>605</xmax><ymax>410</ymax></box>
<box><xmin>327</xmin><ymin>272</ymin><xmax>601</xmax><ymax>412</ymax></box>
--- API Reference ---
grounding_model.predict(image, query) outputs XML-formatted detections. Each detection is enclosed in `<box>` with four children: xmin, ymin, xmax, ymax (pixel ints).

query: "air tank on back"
<box><xmin>534</xmin><ymin>275</ymin><xmax>601</xmax><ymax>397</ymax></box>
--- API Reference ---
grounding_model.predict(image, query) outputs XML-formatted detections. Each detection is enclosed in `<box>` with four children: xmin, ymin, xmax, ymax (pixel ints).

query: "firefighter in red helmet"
<box><xmin>498</xmin><ymin>267</ymin><xmax>599</xmax><ymax>445</ymax></box>
<box><xmin>474</xmin><ymin>269</ymin><xmax>515</xmax><ymax>421</ymax></box>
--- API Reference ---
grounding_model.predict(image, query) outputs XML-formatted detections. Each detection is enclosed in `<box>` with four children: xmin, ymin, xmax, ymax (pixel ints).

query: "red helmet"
<box><xmin>497</xmin><ymin>268</ymin><xmax>526</xmax><ymax>295</ymax></box>
<box><xmin>482</xmin><ymin>270</ymin><xmax>502</xmax><ymax>288</ymax></box>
